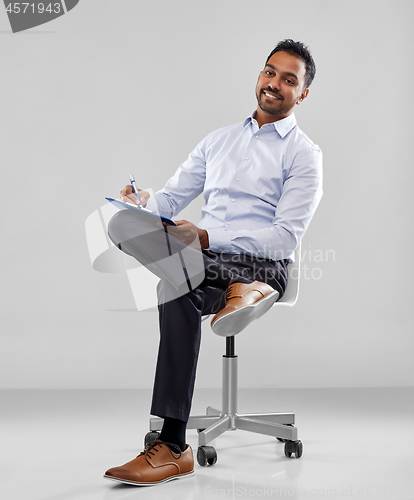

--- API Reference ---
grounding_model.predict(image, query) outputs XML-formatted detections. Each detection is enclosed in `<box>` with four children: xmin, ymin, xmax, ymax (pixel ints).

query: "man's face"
<box><xmin>255</xmin><ymin>51</ymin><xmax>309</xmax><ymax>122</ymax></box>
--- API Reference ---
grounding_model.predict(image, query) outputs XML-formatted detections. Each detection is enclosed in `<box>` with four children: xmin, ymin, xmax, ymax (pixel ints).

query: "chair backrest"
<box><xmin>275</xmin><ymin>242</ymin><xmax>301</xmax><ymax>307</ymax></box>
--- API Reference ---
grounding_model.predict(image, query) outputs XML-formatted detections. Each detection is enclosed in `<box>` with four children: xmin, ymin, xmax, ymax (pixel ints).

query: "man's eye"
<box><xmin>265</xmin><ymin>71</ymin><xmax>273</xmax><ymax>76</ymax></box>
<box><xmin>286</xmin><ymin>80</ymin><xmax>294</xmax><ymax>85</ymax></box>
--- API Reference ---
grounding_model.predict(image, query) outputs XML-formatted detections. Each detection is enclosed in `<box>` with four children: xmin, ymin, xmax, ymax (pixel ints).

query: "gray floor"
<box><xmin>2</xmin><ymin>387</ymin><xmax>414</xmax><ymax>500</ymax></box>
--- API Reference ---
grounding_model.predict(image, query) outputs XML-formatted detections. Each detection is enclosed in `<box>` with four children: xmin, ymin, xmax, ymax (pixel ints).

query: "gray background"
<box><xmin>1</xmin><ymin>0</ymin><xmax>413</xmax><ymax>390</ymax></box>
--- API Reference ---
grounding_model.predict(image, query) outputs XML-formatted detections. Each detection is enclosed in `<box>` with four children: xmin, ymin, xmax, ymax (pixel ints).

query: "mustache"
<box><xmin>261</xmin><ymin>88</ymin><xmax>283</xmax><ymax>100</ymax></box>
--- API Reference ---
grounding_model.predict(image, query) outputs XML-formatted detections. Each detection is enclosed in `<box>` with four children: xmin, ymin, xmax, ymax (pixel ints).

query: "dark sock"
<box><xmin>159</xmin><ymin>417</ymin><xmax>187</xmax><ymax>452</ymax></box>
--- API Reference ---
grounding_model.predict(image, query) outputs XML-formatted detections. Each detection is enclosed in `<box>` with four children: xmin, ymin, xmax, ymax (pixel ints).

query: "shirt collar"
<box><xmin>244</xmin><ymin>111</ymin><xmax>297</xmax><ymax>138</ymax></box>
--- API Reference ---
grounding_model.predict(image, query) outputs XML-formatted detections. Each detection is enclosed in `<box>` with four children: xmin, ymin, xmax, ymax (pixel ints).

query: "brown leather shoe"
<box><xmin>211</xmin><ymin>281</ymin><xmax>279</xmax><ymax>336</ymax></box>
<box><xmin>104</xmin><ymin>440</ymin><xmax>194</xmax><ymax>486</ymax></box>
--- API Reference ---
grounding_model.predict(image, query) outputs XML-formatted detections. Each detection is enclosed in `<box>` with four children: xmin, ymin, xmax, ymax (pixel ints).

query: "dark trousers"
<box><xmin>108</xmin><ymin>210</ymin><xmax>289</xmax><ymax>422</ymax></box>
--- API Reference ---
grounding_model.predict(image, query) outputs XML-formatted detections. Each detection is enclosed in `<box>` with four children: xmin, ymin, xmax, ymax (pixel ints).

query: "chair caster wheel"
<box><xmin>284</xmin><ymin>440</ymin><xmax>303</xmax><ymax>458</ymax></box>
<box><xmin>144</xmin><ymin>431</ymin><xmax>160</xmax><ymax>447</ymax></box>
<box><xmin>197</xmin><ymin>446</ymin><xmax>217</xmax><ymax>466</ymax></box>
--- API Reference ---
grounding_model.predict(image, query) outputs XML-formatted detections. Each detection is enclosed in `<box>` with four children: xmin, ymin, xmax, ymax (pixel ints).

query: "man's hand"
<box><xmin>165</xmin><ymin>220</ymin><xmax>209</xmax><ymax>249</ymax></box>
<box><xmin>119</xmin><ymin>185</ymin><xmax>151</xmax><ymax>206</ymax></box>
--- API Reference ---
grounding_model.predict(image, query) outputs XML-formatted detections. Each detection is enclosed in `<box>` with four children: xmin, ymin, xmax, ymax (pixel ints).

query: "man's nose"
<box><xmin>268</xmin><ymin>77</ymin><xmax>281</xmax><ymax>91</ymax></box>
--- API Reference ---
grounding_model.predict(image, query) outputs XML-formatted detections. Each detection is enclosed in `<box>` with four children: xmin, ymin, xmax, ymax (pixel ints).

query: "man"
<box><xmin>104</xmin><ymin>39</ymin><xmax>322</xmax><ymax>486</ymax></box>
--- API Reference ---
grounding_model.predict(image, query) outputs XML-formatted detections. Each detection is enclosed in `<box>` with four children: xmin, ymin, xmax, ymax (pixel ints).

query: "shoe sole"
<box><xmin>104</xmin><ymin>470</ymin><xmax>194</xmax><ymax>486</ymax></box>
<box><xmin>211</xmin><ymin>290</ymin><xmax>279</xmax><ymax>337</ymax></box>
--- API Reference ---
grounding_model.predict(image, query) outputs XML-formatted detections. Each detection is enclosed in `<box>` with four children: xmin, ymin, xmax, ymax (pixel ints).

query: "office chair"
<box><xmin>146</xmin><ymin>243</ymin><xmax>303</xmax><ymax>466</ymax></box>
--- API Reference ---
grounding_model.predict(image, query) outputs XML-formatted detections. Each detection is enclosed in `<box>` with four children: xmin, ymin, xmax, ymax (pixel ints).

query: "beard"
<box><xmin>256</xmin><ymin>88</ymin><xmax>296</xmax><ymax>118</ymax></box>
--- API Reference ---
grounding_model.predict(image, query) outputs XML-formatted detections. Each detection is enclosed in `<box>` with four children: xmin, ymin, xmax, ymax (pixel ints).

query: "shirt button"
<box><xmin>231</xmin><ymin>198</ymin><xmax>236</xmax><ymax>202</ymax></box>
<box><xmin>235</xmin><ymin>178</ymin><xmax>240</xmax><ymax>181</ymax></box>
<box><xmin>255</xmin><ymin>135</ymin><xmax>259</xmax><ymax>139</ymax></box>
<box><xmin>227</xmin><ymin>221</ymin><xmax>231</xmax><ymax>225</ymax></box>
<box><xmin>245</xmin><ymin>156</ymin><xmax>249</xmax><ymax>160</ymax></box>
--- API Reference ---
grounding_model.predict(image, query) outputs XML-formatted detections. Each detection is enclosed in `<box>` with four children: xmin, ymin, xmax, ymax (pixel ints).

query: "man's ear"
<box><xmin>296</xmin><ymin>88</ymin><xmax>309</xmax><ymax>105</ymax></box>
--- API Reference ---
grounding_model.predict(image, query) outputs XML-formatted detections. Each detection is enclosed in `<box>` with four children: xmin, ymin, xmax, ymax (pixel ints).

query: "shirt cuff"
<box><xmin>205</xmin><ymin>229</ymin><xmax>233</xmax><ymax>253</ymax></box>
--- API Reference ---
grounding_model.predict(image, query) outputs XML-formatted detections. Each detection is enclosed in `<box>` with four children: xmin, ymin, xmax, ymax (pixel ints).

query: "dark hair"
<box><xmin>266</xmin><ymin>39</ymin><xmax>316</xmax><ymax>88</ymax></box>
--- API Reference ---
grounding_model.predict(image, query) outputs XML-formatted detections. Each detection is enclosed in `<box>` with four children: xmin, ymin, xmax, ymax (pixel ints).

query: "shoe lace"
<box><xmin>210</xmin><ymin>283</ymin><xmax>239</xmax><ymax>315</ymax></box>
<box><xmin>141</xmin><ymin>440</ymin><xmax>182</xmax><ymax>459</ymax></box>
<box><xmin>226</xmin><ymin>284</ymin><xmax>236</xmax><ymax>300</ymax></box>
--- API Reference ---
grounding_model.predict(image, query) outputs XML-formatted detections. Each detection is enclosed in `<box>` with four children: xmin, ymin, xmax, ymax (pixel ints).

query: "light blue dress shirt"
<box><xmin>147</xmin><ymin>112</ymin><xmax>323</xmax><ymax>261</ymax></box>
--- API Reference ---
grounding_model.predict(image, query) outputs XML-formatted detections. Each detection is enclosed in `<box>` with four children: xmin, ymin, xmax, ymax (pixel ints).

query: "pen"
<box><xmin>129</xmin><ymin>174</ymin><xmax>143</xmax><ymax>207</ymax></box>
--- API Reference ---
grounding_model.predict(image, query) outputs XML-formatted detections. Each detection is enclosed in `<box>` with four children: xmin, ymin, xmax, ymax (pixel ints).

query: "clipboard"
<box><xmin>105</xmin><ymin>197</ymin><xmax>176</xmax><ymax>226</ymax></box>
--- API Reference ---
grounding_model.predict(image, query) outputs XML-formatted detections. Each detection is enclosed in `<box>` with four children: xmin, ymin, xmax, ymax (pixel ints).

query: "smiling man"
<box><xmin>104</xmin><ymin>39</ymin><xmax>323</xmax><ymax>486</ymax></box>
<box><xmin>256</xmin><ymin>50</ymin><xmax>310</xmax><ymax>125</ymax></box>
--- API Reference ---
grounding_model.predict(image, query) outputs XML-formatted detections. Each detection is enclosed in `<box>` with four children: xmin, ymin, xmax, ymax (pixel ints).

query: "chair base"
<box><xmin>150</xmin><ymin>407</ymin><xmax>297</xmax><ymax>447</ymax></box>
<box><xmin>149</xmin><ymin>343</ymin><xmax>300</xmax><ymax>451</ymax></box>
